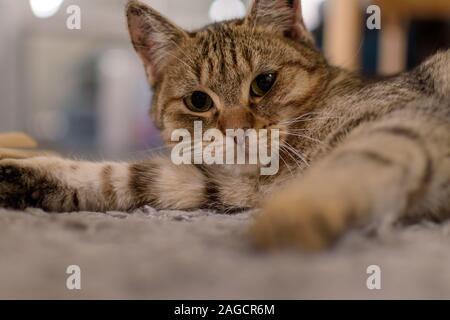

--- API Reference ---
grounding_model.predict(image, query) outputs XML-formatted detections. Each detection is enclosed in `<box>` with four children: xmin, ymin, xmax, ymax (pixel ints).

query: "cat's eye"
<box><xmin>250</xmin><ymin>73</ymin><xmax>277</xmax><ymax>97</ymax></box>
<box><xmin>184</xmin><ymin>91</ymin><xmax>214</xmax><ymax>112</ymax></box>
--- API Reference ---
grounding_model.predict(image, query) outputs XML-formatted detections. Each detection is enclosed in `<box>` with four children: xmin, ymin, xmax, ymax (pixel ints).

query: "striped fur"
<box><xmin>0</xmin><ymin>0</ymin><xmax>449</xmax><ymax>250</ymax></box>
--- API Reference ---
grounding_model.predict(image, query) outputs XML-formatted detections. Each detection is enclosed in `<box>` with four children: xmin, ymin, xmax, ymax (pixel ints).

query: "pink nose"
<box><xmin>218</xmin><ymin>108</ymin><xmax>255</xmax><ymax>134</ymax></box>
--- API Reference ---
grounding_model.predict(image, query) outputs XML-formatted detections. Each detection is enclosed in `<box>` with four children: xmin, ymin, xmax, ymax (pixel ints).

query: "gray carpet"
<box><xmin>1</xmin><ymin>206</ymin><xmax>450</xmax><ymax>299</ymax></box>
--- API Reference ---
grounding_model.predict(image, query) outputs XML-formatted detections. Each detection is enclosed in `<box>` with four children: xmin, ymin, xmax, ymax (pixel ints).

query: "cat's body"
<box><xmin>0</xmin><ymin>0</ymin><xmax>449</xmax><ymax>250</ymax></box>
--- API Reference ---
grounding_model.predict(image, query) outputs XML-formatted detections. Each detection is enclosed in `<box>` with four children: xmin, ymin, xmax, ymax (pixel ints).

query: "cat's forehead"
<box><xmin>166</xmin><ymin>23</ymin><xmax>297</xmax><ymax>104</ymax></box>
<box><xmin>193</xmin><ymin>24</ymin><xmax>289</xmax><ymax>71</ymax></box>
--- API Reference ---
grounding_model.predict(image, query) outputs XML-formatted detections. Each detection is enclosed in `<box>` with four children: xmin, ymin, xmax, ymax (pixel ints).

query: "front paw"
<box><xmin>0</xmin><ymin>160</ymin><xmax>47</xmax><ymax>210</ymax></box>
<box><xmin>0</xmin><ymin>162</ymin><xmax>30</xmax><ymax>183</ymax></box>
<box><xmin>250</xmin><ymin>184</ymin><xmax>363</xmax><ymax>251</ymax></box>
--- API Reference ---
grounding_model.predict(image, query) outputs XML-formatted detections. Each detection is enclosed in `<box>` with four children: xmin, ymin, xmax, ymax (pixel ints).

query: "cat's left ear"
<box><xmin>126</xmin><ymin>1</ymin><xmax>188</xmax><ymax>86</ymax></box>
<box><xmin>245</xmin><ymin>0</ymin><xmax>314</xmax><ymax>45</ymax></box>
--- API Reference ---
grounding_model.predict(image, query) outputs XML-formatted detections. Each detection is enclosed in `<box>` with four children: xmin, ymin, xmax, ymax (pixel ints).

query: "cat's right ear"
<box><xmin>126</xmin><ymin>1</ymin><xmax>188</xmax><ymax>86</ymax></box>
<box><xmin>245</xmin><ymin>0</ymin><xmax>314</xmax><ymax>45</ymax></box>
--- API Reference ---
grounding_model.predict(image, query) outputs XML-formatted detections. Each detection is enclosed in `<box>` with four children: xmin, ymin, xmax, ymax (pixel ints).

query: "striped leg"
<box><xmin>251</xmin><ymin>115</ymin><xmax>450</xmax><ymax>250</ymax></box>
<box><xmin>0</xmin><ymin>155</ymin><xmax>206</xmax><ymax>212</ymax></box>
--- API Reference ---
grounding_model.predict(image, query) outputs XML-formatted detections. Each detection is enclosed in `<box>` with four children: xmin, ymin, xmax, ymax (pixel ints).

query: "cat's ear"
<box><xmin>126</xmin><ymin>1</ymin><xmax>188</xmax><ymax>85</ymax></box>
<box><xmin>245</xmin><ymin>0</ymin><xmax>314</xmax><ymax>45</ymax></box>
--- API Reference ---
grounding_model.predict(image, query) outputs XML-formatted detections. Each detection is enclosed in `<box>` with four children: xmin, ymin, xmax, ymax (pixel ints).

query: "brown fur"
<box><xmin>0</xmin><ymin>0</ymin><xmax>449</xmax><ymax>251</ymax></box>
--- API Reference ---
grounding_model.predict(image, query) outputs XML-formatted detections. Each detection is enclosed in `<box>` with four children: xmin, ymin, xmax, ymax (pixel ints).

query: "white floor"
<box><xmin>1</xmin><ymin>207</ymin><xmax>449</xmax><ymax>299</ymax></box>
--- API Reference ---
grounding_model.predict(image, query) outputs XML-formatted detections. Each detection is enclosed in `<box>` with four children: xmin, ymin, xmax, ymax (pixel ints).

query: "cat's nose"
<box><xmin>218</xmin><ymin>108</ymin><xmax>255</xmax><ymax>134</ymax></box>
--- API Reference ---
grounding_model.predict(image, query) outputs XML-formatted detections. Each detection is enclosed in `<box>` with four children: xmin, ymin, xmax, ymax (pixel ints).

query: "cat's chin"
<box><xmin>220</xmin><ymin>164</ymin><xmax>261</xmax><ymax>176</ymax></box>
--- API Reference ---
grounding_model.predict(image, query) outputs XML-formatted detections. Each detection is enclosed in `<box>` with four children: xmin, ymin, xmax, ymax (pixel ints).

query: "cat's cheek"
<box><xmin>280</xmin><ymin>69</ymin><xmax>312</xmax><ymax>99</ymax></box>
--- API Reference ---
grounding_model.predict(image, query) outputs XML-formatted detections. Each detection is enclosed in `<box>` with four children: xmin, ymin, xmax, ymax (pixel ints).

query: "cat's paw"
<box><xmin>0</xmin><ymin>160</ymin><xmax>47</xmax><ymax>210</ymax></box>
<box><xmin>250</xmin><ymin>183</ymin><xmax>360</xmax><ymax>251</ymax></box>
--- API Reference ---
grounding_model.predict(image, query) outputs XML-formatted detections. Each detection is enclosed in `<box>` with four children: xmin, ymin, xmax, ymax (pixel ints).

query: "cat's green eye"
<box><xmin>184</xmin><ymin>91</ymin><xmax>214</xmax><ymax>112</ymax></box>
<box><xmin>250</xmin><ymin>73</ymin><xmax>277</xmax><ymax>97</ymax></box>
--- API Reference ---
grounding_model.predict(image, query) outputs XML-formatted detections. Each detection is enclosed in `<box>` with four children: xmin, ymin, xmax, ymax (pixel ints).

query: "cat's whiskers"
<box><xmin>280</xmin><ymin>116</ymin><xmax>342</xmax><ymax>126</ymax></box>
<box><xmin>282</xmin><ymin>141</ymin><xmax>310</xmax><ymax>168</ymax></box>
<box><xmin>276</xmin><ymin>148</ymin><xmax>295</xmax><ymax>177</ymax></box>
<box><xmin>279</xmin><ymin>131</ymin><xmax>324</xmax><ymax>145</ymax></box>
<box><xmin>283</xmin><ymin>128</ymin><xmax>310</xmax><ymax>133</ymax></box>
<box><xmin>278</xmin><ymin>110</ymin><xmax>342</xmax><ymax>126</ymax></box>
<box><xmin>280</xmin><ymin>111</ymin><xmax>336</xmax><ymax>122</ymax></box>
<box><xmin>283</xmin><ymin>111</ymin><xmax>331</xmax><ymax>123</ymax></box>
<box><xmin>279</xmin><ymin>145</ymin><xmax>302</xmax><ymax>169</ymax></box>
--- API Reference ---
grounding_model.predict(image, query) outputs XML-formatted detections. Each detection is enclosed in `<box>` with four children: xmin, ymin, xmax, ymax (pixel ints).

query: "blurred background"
<box><xmin>0</xmin><ymin>0</ymin><xmax>449</xmax><ymax>160</ymax></box>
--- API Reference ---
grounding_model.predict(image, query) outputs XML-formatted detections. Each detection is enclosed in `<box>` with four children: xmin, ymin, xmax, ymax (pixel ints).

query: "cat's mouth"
<box><xmin>166</xmin><ymin>126</ymin><xmax>282</xmax><ymax>176</ymax></box>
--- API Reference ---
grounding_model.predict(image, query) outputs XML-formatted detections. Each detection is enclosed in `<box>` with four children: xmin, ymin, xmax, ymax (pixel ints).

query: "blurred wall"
<box><xmin>0</xmin><ymin>0</ymin><xmax>212</xmax><ymax>157</ymax></box>
<box><xmin>0</xmin><ymin>0</ymin><xmax>448</xmax><ymax>158</ymax></box>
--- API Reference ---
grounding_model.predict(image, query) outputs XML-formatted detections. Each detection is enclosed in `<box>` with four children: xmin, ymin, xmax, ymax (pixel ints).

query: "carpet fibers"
<box><xmin>1</xmin><ymin>207</ymin><xmax>449</xmax><ymax>299</ymax></box>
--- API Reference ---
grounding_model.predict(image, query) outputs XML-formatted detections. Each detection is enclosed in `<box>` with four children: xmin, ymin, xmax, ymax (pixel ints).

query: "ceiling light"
<box><xmin>209</xmin><ymin>0</ymin><xmax>246</xmax><ymax>23</ymax></box>
<box><xmin>29</xmin><ymin>0</ymin><xmax>64</xmax><ymax>19</ymax></box>
<box><xmin>303</xmin><ymin>0</ymin><xmax>326</xmax><ymax>30</ymax></box>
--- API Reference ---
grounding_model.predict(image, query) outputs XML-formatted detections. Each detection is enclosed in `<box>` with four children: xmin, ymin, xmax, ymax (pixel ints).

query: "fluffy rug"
<box><xmin>1</xmin><ymin>207</ymin><xmax>450</xmax><ymax>299</ymax></box>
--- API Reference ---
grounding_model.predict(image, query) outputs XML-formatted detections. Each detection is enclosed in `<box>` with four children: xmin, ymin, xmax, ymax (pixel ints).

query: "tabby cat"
<box><xmin>0</xmin><ymin>0</ymin><xmax>449</xmax><ymax>250</ymax></box>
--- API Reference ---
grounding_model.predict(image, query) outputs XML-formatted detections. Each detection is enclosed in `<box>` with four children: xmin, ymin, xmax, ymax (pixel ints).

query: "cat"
<box><xmin>0</xmin><ymin>0</ymin><xmax>449</xmax><ymax>251</ymax></box>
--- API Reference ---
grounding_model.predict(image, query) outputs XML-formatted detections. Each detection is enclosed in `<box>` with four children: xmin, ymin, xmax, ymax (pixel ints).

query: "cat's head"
<box><xmin>126</xmin><ymin>0</ymin><xmax>331</xmax><ymax>170</ymax></box>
